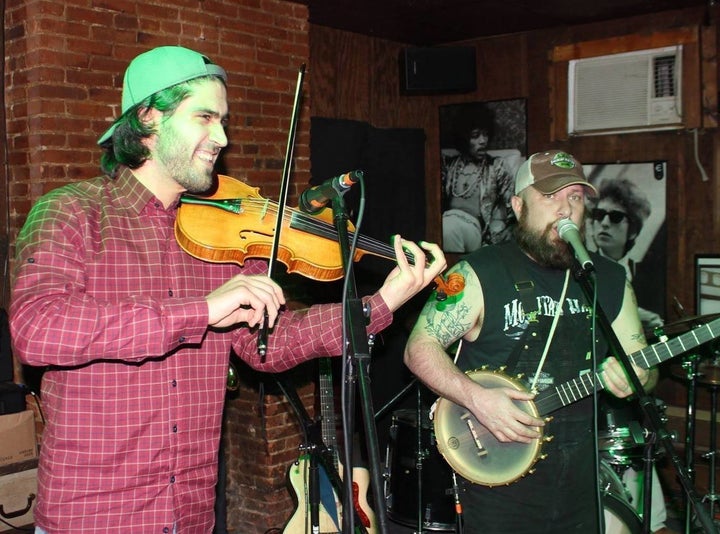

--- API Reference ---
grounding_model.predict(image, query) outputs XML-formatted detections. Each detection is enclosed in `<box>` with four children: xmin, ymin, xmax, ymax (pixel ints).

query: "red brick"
<box><xmin>9</xmin><ymin>2</ymin><xmax>313</xmax><ymax>531</ymax></box>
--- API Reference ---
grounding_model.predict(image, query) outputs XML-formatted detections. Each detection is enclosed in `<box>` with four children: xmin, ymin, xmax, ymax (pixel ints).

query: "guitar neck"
<box><xmin>534</xmin><ymin>316</ymin><xmax>720</xmax><ymax>415</ymax></box>
<box><xmin>319</xmin><ymin>358</ymin><xmax>339</xmax><ymax>467</ymax></box>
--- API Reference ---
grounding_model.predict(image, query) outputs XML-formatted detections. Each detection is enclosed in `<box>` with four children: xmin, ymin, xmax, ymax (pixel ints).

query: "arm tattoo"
<box><xmin>631</xmin><ymin>330</ymin><xmax>647</xmax><ymax>345</ymax></box>
<box><xmin>423</xmin><ymin>262</ymin><xmax>475</xmax><ymax>346</ymax></box>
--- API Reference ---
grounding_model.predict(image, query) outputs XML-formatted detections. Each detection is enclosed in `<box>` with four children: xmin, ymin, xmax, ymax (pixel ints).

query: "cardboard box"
<box><xmin>0</xmin><ymin>466</ymin><xmax>37</xmax><ymax>531</ymax></box>
<box><xmin>0</xmin><ymin>411</ymin><xmax>37</xmax><ymax>468</ymax></box>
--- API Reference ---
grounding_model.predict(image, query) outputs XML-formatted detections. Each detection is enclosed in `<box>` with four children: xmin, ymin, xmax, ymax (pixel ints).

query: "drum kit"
<box><xmin>597</xmin><ymin>398</ymin><xmax>669</xmax><ymax>534</ymax></box>
<box><xmin>599</xmin><ymin>459</ymin><xmax>643</xmax><ymax>534</ymax></box>
<box><xmin>379</xmin><ymin>313</ymin><xmax>720</xmax><ymax>533</ymax></box>
<box><xmin>383</xmin><ymin>405</ymin><xmax>654</xmax><ymax>533</ymax></box>
<box><xmin>663</xmin><ymin>313</ymin><xmax>720</xmax><ymax>533</ymax></box>
<box><xmin>385</xmin><ymin>408</ymin><xmax>456</xmax><ymax>532</ymax></box>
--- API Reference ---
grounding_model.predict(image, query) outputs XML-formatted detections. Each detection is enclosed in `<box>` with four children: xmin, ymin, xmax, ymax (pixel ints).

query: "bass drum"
<box><xmin>599</xmin><ymin>460</ymin><xmax>642</xmax><ymax>534</ymax></box>
<box><xmin>386</xmin><ymin>409</ymin><xmax>455</xmax><ymax>531</ymax></box>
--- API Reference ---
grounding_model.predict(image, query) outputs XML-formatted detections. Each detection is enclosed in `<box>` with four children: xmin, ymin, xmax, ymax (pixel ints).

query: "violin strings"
<box><xmin>235</xmin><ymin>197</ymin><xmax>414</xmax><ymax>263</ymax></box>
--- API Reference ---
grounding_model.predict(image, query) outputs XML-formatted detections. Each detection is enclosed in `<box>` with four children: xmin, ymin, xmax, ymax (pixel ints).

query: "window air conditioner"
<box><xmin>568</xmin><ymin>46</ymin><xmax>683</xmax><ymax>135</ymax></box>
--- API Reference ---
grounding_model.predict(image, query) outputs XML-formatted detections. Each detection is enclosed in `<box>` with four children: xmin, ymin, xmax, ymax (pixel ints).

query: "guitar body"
<box><xmin>343</xmin><ymin>463</ymin><xmax>376</xmax><ymax>534</ymax></box>
<box><xmin>433</xmin><ymin>368</ymin><xmax>544</xmax><ymax>486</ymax></box>
<box><xmin>284</xmin><ymin>453</ymin><xmax>342</xmax><ymax>533</ymax></box>
<box><xmin>283</xmin><ymin>454</ymin><xmax>377</xmax><ymax>534</ymax></box>
<box><xmin>284</xmin><ymin>358</ymin><xmax>376</xmax><ymax>533</ymax></box>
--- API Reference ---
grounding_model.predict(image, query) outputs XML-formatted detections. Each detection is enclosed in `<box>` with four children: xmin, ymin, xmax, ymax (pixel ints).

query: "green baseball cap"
<box><xmin>98</xmin><ymin>46</ymin><xmax>227</xmax><ymax>145</ymax></box>
<box><xmin>514</xmin><ymin>150</ymin><xmax>597</xmax><ymax>196</ymax></box>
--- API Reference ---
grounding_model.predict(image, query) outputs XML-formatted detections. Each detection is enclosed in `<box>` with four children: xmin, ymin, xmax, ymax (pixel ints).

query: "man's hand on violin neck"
<box><xmin>206</xmin><ymin>274</ymin><xmax>286</xmax><ymax>329</ymax></box>
<box><xmin>379</xmin><ymin>236</ymin><xmax>447</xmax><ymax>312</ymax></box>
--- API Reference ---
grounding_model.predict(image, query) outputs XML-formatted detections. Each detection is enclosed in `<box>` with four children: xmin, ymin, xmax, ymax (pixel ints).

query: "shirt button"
<box><xmin>172</xmin><ymin>424</ymin><xmax>177</xmax><ymax>433</ymax></box>
<box><xmin>163</xmin><ymin>528</ymin><xmax>169</xmax><ymax>534</ymax></box>
<box><xmin>171</xmin><ymin>380</ymin><xmax>177</xmax><ymax>387</ymax></box>
<box><xmin>178</xmin><ymin>336</ymin><xmax>186</xmax><ymax>343</ymax></box>
<box><xmin>168</xmin><ymin>289</ymin><xmax>174</xmax><ymax>297</ymax></box>
<box><xmin>170</xmin><ymin>475</ymin><xmax>175</xmax><ymax>483</ymax></box>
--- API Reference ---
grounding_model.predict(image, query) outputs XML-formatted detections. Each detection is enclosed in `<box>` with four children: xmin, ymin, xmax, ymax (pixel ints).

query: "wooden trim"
<box><xmin>549</xmin><ymin>60</ymin><xmax>568</xmax><ymax>142</ymax></box>
<box><xmin>552</xmin><ymin>27</ymin><xmax>698</xmax><ymax>62</ymax></box>
<box><xmin>701</xmin><ymin>23</ymin><xmax>718</xmax><ymax>129</ymax></box>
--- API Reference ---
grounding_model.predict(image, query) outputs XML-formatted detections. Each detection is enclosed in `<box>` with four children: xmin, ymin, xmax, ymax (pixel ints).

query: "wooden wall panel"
<box><xmin>473</xmin><ymin>34</ymin><xmax>528</xmax><ymax>101</ymax></box>
<box><xmin>307</xmin><ymin>9</ymin><xmax>720</xmax><ymax>494</ymax></box>
<box><xmin>309</xmin><ymin>28</ymin><xmax>371</xmax><ymax>121</ymax></box>
<box><xmin>366</xmin><ymin>38</ymin><xmax>402</xmax><ymax>127</ymax></box>
<box><xmin>308</xmin><ymin>27</ymin><xmax>338</xmax><ymax>119</ymax></box>
<box><xmin>309</xmin><ymin>7</ymin><xmax>720</xmax><ymax>321</ymax></box>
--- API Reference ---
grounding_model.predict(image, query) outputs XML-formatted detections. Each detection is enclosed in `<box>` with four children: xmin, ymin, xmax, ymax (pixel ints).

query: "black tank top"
<box><xmin>455</xmin><ymin>241</ymin><xmax>628</xmax><ymax>532</ymax></box>
<box><xmin>458</xmin><ymin>241</ymin><xmax>626</xmax><ymax>420</ymax></box>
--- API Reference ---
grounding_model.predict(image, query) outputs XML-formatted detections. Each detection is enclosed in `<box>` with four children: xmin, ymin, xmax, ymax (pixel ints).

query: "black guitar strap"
<box><xmin>494</xmin><ymin>245</ymin><xmax>542</xmax><ymax>374</ymax></box>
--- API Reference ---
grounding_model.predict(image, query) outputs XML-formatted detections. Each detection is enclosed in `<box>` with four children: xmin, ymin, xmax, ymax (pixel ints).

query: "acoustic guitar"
<box><xmin>284</xmin><ymin>358</ymin><xmax>376</xmax><ymax>533</ymax></box>
<box><xmin>433</xmin><ymin>317</ymin><xmax>720</xmax><ymax>486</ymax></box>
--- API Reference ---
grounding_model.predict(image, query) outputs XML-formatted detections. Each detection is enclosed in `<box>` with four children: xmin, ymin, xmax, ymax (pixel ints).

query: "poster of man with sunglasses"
<box><xmin>583</xmin><ymin>162</ymin><xmax>667</xmax><ymax>331</ymax></box>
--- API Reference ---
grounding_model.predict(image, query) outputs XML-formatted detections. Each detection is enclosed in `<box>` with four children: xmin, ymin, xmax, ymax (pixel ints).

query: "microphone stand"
<box><xmin>569</xmin><ymin>260</ymin><xmax>716</xmax><ymax>534</ymax></box>
<box><xmin>330</xmin><ymin>194</ymin><xmax>389</xmax><ymax>534</ymax></box>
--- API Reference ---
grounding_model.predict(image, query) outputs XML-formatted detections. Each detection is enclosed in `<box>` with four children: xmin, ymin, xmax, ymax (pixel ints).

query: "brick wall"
<box><xmin>4</xmin><ymin>0</ymin><xmax>314</xmax><ymax>530</ymax></box>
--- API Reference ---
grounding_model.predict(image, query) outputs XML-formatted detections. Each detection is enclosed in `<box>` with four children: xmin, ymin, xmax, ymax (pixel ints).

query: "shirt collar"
<box><xmin>115</xmin><ymin>167</ymin><xmax>180</xmax><ymax>214</ymax></box>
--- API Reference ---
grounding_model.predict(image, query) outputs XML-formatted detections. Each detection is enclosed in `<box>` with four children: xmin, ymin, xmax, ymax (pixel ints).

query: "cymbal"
<box><xmin>697</xmin><ymin>361</ymin><xmax>720</xmax><ymax>386</ymax></box>
<box><xmin>647</xmin><ymin>313</ymin><xmax>720</xmax><ymax>339</ymax></box>
<box><xmin>670</xmin><ymin>360</ymin><xmax>720</xmax><ymax>386</ymax></box>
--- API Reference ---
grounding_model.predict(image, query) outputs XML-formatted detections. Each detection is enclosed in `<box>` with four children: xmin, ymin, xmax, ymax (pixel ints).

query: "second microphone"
<box><xmin>298</xmin><ymin>170</ymin><xmax>363</xmax><ymax>214</ymax></box>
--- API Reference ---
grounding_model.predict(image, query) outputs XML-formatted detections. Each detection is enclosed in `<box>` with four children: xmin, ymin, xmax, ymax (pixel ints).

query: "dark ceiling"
<box><xmin>294</xmin><ymin>0</ymin><xmax>711</xmax><ymax>45</ymax></box>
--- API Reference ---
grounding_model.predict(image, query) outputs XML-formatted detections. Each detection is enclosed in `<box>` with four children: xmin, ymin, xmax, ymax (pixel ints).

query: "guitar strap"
<box><xmin>494</xmin><ymin>245</ymin><xmax>541</xmax><ymax>374</ymax></box>
<box><xmin>494</xmin><ymin>246</ymin><xmax>570</xmax><ymax>392</ymax></box>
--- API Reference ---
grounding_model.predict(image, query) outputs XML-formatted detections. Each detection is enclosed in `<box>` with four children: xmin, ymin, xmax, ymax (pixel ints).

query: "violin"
<box><xmin>175</xmin><ymin>174</ymin><xmax>464</xmax><ymax>295</ymax></box>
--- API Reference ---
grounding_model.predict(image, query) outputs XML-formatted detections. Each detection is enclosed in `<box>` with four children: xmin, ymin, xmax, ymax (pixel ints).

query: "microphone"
<box><xmin>557</xmin><ymin>218</ymin><xmax>594</xmax><ymax>271</ymax></box>
<box><xmin>298</xmin><ymin>170</ymin><xmax>362</xmax><ymax>214</ymax></box>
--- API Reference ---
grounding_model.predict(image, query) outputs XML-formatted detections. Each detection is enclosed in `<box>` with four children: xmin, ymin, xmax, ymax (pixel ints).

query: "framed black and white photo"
<box><xmin>696</xmin><ymin>255</ymin><xmax>720</xmax><ymax>315</ymax></box>
<box><xmin>439</xmin><ymin>99</ymin><xmax>527</xmax><ymax>254</ymax></box>
<box><xmin>583</xmin><ymin>161</ymin><xmax>667</xmax><ymax>329</ymax></box>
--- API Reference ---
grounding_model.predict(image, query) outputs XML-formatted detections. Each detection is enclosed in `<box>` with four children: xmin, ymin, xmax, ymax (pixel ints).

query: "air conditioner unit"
<box><xmin>568</xmin><ymin>46</ymin><xmax>683</xmax><ymax>135</ymax></box>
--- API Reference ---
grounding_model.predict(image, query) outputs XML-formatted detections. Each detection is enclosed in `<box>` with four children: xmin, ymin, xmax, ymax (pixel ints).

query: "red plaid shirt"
<box><xmin>10</xmin><ymin>169</ymin><xmax>392</xmax><ymax>533</ymax></box>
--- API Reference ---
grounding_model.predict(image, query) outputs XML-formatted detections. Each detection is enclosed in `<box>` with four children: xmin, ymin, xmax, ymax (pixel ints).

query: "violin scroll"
<box><xmin>434</xmin><ymin>272</ymin><xmax>465</xmax><ymax>302</ymax></box>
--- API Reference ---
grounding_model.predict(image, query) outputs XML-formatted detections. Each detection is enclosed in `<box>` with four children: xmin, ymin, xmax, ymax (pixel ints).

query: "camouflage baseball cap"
<box><xmin>514</xmin><ymin>150</ymin><xmax>597</xmax><ymax>196</ymax></box>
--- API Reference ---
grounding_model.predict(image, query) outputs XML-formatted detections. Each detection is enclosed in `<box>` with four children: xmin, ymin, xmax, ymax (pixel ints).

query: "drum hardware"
<box><xmin>386</xmin><ymin>408</ymin><xmax>456</xmax><ymax>532</ymax></box>
<box><xmin>669</xmin><ymin>348</ymin><xmax>720</xmax><ymax>533</ymax></box>
<box><xmin>599</xmin><ymin>459</ymin><xmax>642</xmax><ymax>534</ymax></box>
<box><xmin>598</xmin><ymin>399</ymin><xmax>670</xmax><ymax>534</ymax></box>
<box><xmin>376</xmin><ymin>376</ymin><xmax>460</xmax><ymax>533</ymax></box>
<box><xmin>697</xmin><ymin>361</ymin><xmax>720</xmax><ymax>526</ymax></box>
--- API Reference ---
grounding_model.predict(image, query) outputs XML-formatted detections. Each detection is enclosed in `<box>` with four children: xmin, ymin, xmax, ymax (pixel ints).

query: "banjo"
<box><xmin>432</xmin><ymin>317</ymin><xmax>720</xmax><ymax>486</ymax></box>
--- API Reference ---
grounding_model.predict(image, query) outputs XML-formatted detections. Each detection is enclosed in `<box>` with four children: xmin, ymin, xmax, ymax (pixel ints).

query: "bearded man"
<box><xmin>404</xmin><ymin>150</ymin><xmax>657</xmax><ymax>533</ymax></box>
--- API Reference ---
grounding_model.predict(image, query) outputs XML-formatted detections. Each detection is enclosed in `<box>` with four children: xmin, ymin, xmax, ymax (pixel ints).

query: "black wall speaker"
<box><xmin>400</xmin><ymin>46</ymin><xmax>477</xmax><ymax>94</ymax></box>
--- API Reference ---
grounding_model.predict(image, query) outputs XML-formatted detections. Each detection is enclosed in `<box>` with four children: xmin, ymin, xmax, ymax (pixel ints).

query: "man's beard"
<box><xmin>515</xmin><ymin>207</ymin><xmax>575</xmax><ymax>269</ymax></box>
<box><xmin>154</xmin><ymin>120</ymin><xmax>215</xmax><ymax>194</ymax></box>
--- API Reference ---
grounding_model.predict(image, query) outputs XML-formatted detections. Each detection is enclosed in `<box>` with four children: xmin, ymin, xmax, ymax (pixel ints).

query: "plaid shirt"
<box><xmin>10</xmin><ymin>169</ymin><xmax>391</xmax><ymax>533</ymax></box>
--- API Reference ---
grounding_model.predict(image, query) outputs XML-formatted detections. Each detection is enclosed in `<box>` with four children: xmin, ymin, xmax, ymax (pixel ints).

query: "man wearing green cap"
<box><xmin>405</xmin><ymin>150</ymin><xmax>658</xmax><ymax>533</ymax></box>
<box><xmin>10</xmin><ymin>46</ymin><xmax>446</xmax><ymax>533</ymax></box>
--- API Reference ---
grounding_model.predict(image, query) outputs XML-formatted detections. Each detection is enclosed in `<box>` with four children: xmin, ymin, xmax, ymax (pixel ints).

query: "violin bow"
<box><xmin>257</xmin><ymin>63</ymin><xmax>306</xmax><ymax>359</ymax></box>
